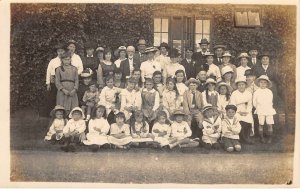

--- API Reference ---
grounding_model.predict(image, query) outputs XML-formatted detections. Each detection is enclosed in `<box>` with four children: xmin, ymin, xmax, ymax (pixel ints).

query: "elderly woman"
<box><xmin>97</xmin><ymin>48</ymin><xmax>115</xmax><ymax>88</ymax></box>
<box><xmin>67</xmin><ymin>40</ymin><xmax>83</xmax><ymax>75</ymax></box>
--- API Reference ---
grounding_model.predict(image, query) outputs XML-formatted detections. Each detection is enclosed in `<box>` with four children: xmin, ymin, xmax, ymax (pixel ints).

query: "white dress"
<box><xmin>176</xmin><ymin>82</ymin><xmax>188</xmax><ymax>107</ymax></box>
<box><xmin>83</xmin><ymin>118</ymin><xmax>110</xmax><ymax>145</ymax></box>
<box><xmin>236</xmin><ymin>65</ymin><xmax>250</xmax><ymax>80</ymax></box>
<box><xmin>131</xmin><ymin>122</ymin><xmax>153</xmax><ymax>143</ymax></box>
<box><xmin>152</xmin><ymin>122</ymin><xmax>171</xmax><ymax>146</ymax></box>
<box><xmin>107</xmin><ymin>123</ymin><xmax>132</xmax><ymax>146</ymax></box>
<box><xmin>44</xmin><ymin>119</ymin><xmax>66</xmax><ymax>140</ymax></box>
<box><xmin>170</xmin><ymin>121</ymin><xmax>192</xmax><ymax>140</ymax></box>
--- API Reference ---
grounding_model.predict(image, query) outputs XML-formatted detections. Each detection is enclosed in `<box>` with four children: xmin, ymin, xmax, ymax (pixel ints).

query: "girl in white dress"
<box><xmin>151</xmin><ymin>111</ymin><xmax>172</xmax><ymax>147</ymax></box>
<box><xmin>175</xmin><ymin>69</ymin><xmax>188</xmax><ymax>108</ymax></box>
<box><xmin>83</xmin><ymin>105</ymin><xmax>110</xmax><ymax>151</ymax></box>
<box><xmin>130</xmin><ymin>110</ymin><xmax>153</xmax><ymax>146</ymax></box>
<box><xmin>162</xmin><ymin>77</ymin><xmax>181</xmax><ymax>117</ymax></box>
<box><xmin>216</xmin><ymin>82</ymin><xmax>231</xmax><ymax>118</ymax></box>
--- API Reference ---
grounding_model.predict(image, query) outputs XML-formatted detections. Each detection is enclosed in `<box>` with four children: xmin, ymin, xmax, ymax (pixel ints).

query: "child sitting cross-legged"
<box><xmin>151</xmin><ymin>110</ymin><xmax>172</xmax><ymax>148</ymax></box>
<box><xmin>221</xmin><ymin>104</ymin><xmax>242</xmax><ymax>153</ymax></box>
<box><xmin>61</xmin><ymin>107</ymin><xmax>87</xmax><ymax>152</ymax></box>
<box><xmin>201</xmin><ymin>104</ymin><xmax>222</xmax><ymax>150</ymax></box>
<box><xmin>169</xmin><ymin>109</ymin><xmax>199</xmax><ymax>149</ymax></box>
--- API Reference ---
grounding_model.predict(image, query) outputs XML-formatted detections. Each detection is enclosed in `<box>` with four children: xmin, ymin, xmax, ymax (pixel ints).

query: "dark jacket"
<box><xmin>119</xmin><ymin>58</ymin><xmax>140</xmax><ymax>81</ymax></box>
<box><xmin>181</xmin><ymin>58</ymin><xmax>197</xmax><ymax>79</ymax></box>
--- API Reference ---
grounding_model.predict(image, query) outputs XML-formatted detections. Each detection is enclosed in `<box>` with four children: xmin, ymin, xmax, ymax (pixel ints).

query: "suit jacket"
<box><xmin>252</xmin><ymin>64</ymin><xmax>278</xmax><ymax>84</ymax></box>
<box><xmin>213</xmin><ymin>56</ymin><xmax>223</xmax><ymax>66</ymax></box>
<box><xmin>181</xmin><ymin>58</ymin><xmax>196</xmax><ymax>79</ymax></box>
<box><xmin>182</xmin><ymin>90</ymin><xmax>204</xmax><ymax>115</ymax></box>
<box><xmin>119</xmin><ymin>58</ymin><xmax>140</xmax><ymax>81</ymax></box>
<box><xmin>133</xmin><ymin>52</ymin><xmax>148</xmax><ymax>66</ymax></box>
<box><xmin>192</xmin><ymin>52</ymin><xmax>206</xmax><ymax>66</ymax></box>
<box><xmin>81</xmin><ymin>56</ymin><xmax>99</xmax><ymax>80</ymax></box>
<box><xmin>247</xmin><ymin>58</ymin><xmax>260</xmax><ymax>68</ymax></box>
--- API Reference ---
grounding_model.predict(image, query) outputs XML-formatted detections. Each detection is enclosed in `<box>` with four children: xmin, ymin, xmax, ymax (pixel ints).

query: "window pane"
<box><xmin>195</xmin><ymin>34</ymin><xmax>202</xmax><ymax>50</ymax></box>
<box><xmin>235</xmin><ymin>12</ymin><xmax>249</xmax><ymax>26</ymax></box>
<box><xmin>154</xmin><ymin>18</ymin><xmax>161</xmax><ymax>32</ymax></box>
<box><xmin>162</xmin><ymin>19</ymin><xmax>169</xmax><ymax>32</ymax></box>
<box><xmin>248</xmin><ymin>11</ymin><xmax>260</xmax><ymax>25</ymax></box>
<box><xmin>154</xmin><ymin>33</ymin><xmax>161</xmax><ymax>46</ymax></box>
<box><xmin>161</xmin><ymin>33</ymin><xmax>168</xmax><ymax>43</ymax></box>
<box><xmin>195</xmin><ymin>20</ymin><xmax>203</xmax><ymax>33</ymax></box>
<box><xmin>202</xmin><ymin>34</ymin><xmax>210</xmax><ymax>42</ymax></box>
<box><xmin>203</xmin><ymin>20</ymin><xmax>210</xmax><ymax>33</ymax></box>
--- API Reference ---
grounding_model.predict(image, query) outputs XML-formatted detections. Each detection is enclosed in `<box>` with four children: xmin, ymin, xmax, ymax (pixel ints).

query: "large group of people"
<box><xmin>44</xmin><ymin>38</ymin><xmax>278</xmax><ymax>152</ymax></box>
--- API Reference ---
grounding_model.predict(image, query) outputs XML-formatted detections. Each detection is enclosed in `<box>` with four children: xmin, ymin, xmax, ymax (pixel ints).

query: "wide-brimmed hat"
<box><xmin>238</xmin><ymin>52</ymin><xmax>250</xmax><ymax>60</ymax></box>
<box><xmin>144</xmin><ymin>47</ymin><xmax>158</xmax><ymax>53</ymax></box>
<box><xmin>234</xmin><ymin>78</ymin><xmax>247</xmax><ymax>87</ymax></box>
<box><xmin>221</xmin><ymin>66</ymin><xmax>234</xmax><ymax>76</ymax></box>
<box><xmin>95</xmin><ymin>46</ymin><xmax>104</xmax><ymax>52</ymax></box>
<box><xmin>69</xmin><ymin>107</ymin><xmax>85</xmax><ymax>119</ymax></box>
<box><xmin>117</xmin><ymin>46</ymin><xmax>127</xmax><ymax>54</ymax></box>
<box><xmin>199</xmin><ymin>38</ymin><xmax>210</xmax><ymax>45</ymax></box>
<box><xmin>201</xmin><ymin>104</ymin><xmax>214</xmax><ymax>113</ymax></box>
<box><xmin>204</xmin><ymin>52</ymin><xmax>215</xmax><ymax>57</ymax></box>
<box><xmin>81</xmin><ymin>68</ymin><xmax>93</xmax><ymax>78</ymax></box>
<box><xmin>255</xmin><ymin>75</ymin><xmax>272</xmax><ymax>88</ymax></box>
<box><xmin>173</xmin><ymin>109</ymin><xmax>186</xmax><ymax>116</ymax></box>
<box><xmin>216</xmin><ymin>81</ymin><xmax>230</xmax><ymax>91</ymax></box>
<box><xmin>213</xmin><ymin>44</ymin><xmax>226</xmax><ymax>50</ymax></box>
<box><xmin>169</xmin><ymin>48</ymin><xmax>180</xmax><ymax>58</ymax></box>
<box><xmin>222</xmin><ymin>51</ymin><xmax>232</xmax><ymax>57</ymax></box>
<box><xmin>205</xmin><ymin>78</ymin><xmax>217</xmax><ymax>85</ymax></box>
<box><xmin>137</xmin><ymin>39</ymin><xmax>146</xmax><ymax>46</ymax></box>
<box><xmin>259</xmin><ymin>52</ymin><xmax>271</xmax><ymax>59</ymax></box>
<box><xmin>159</xmin><ymin>42</ymin><xmax>169</xmax><ymax>50</ymax></box>
<box><xmin>185</xmin><ymin>77</ymin><xmax>200</xmax><ymax>86</ymax></box>
<box><xmin>244</xmin><ymin>69</ymin><xmax>256</xmax><ymax>77</ymax></box>
<box><xmin>50</xmin><ymin>105</ymin><xmax>66</xmax><ymax>117</ymax></box>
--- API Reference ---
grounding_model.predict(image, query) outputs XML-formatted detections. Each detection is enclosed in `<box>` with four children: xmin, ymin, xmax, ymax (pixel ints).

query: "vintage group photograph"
<box><xmin>6</xmin><ymin>1</ymin><xmax>297</xmax><ymax>186</ymax></box>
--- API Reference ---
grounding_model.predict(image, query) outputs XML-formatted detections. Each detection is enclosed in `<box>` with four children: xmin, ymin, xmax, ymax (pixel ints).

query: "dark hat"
<box><xmin>249</xmin><ymin>45</ymin><xmax>259</xmax><ymax>51</ymax></box>
<box><xmin>225</xmin><ymin>104</ymin><xmax>237</xmax><ymax>112</ymax></box>
<box><xmin>168</xmin><ymin>48</ymin><xmax>180</xmax><ymax>58</ymax></box>
<box><xmin>50</xmin><ymin>105</ymin><xmax>66</xmax><ymax>117</ymax></box>
<box><xmin>198</xmin><ymin>64</ymin><xmax>209</xmax><ymax>72</ymax></box>
<box><xmin>159</xmin><ymin>42</ymin><xmax>169</xmax><ymax>50</ymax></box>
<box><xmin>244</xmin><ymin>69</ymin><xmax>255</xmax><ymax>77</ymax></box>
<box><xmin>213</xmin><ymin>44</ymin><xmax>226</xmax><ymax>50</ymax></box>
<box><xmin>259</xmin><ymin>52</ymin><xmax>271</xmax><ymax>59</ymax></box>
<box><xmin>144</xmin><ymin>47</ymin><xmax>158</xmax><ymax>53</ymax></box>
<box><xmin>84</xmin><ymin>41</ymin><xmax>96</xmax><ymax>50</ymax></box>
<box><xmin>54</xmin><ymin>43</ymin><xmax>66</xmax><ymax>51</ymax></box>
<box><xmin>199</xmin><ymin>38</ymin><xmax>210</xmax><ymax>45</ymax></box>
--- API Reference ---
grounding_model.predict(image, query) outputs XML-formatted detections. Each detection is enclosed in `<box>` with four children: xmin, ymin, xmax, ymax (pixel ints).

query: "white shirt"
<box><xmin>262</xmin><ymin>64</ymin><xmax>269</xmax><ymax>71</ymax></box>
<box><xmin>206</xmin><ymin>63</ymin><xmax>222</xmax><ymax>82</ymax></box>
<box><xmin>88</xmin><ymin>118</ymin><xmax>110</xmax><ymax>135</ymax></box>
<box><xmin>110</xmin><ymin>123</ymin><xmax>130</xmax><ymax>136</ymax></box>
<box><xmin>155</xmin><ymin>54</ymin><xmax>171</xmax><ymax>72</ymax></box>
<box><xmin>63</xmin><ymin>119</ymin><xmax>86</xmax><ymax>134</ymax></box>
<box><xmin>237</xmin><ymin>65</ymin><xmax>251</xmax><ymax>80</ymax></box>
<box><xmin>114</xmin><ymin>58</ymin><xmax>127</xmax><ymax>68</ymax></box>
<box><xmin>152</xmin><ymin>122</ymin><xmax>171</xmax><ymax>138</ymax></box>
<box><xmin>140</xmin><ymin>59</ymin><xmax>162</xmax><ymax>82</ymax></box>
<box><xmin>171</xmin><ymin>121</ymin><xmax>192</xmax><ymax>139</ymax></box>
<box><xmin>98</xmin><ymin>86</ymin><xmax>122</xmax><ymax>110</ymax></box>
<box><xmin>230</xmin><ymin>90</ymin><xmax>253</xmax><ymax>124</ymax></box>
<box><xmin>45</xmin><ymin>119</ymin><xmax>66</xmax><ymax>140</ymax></box>
<box><xmin>71</xmin><ymin>53</ymin><xmax>83</xmax><ymax>74</ymax></box>
<box><xmin>253</xmin><ymin>88</ymin><xmax>276</xmax><ymax>115</ymax></box>
<box><xmin>46</xmin><ymin>56</ymin><xmax>61</xmax><ymax>84</ymax></box>
<box><xmin>217</xmin><ymin>94</ymin><xmax>229</xmax><ymax>112</ymax></box>
<box><xmin>252</xmin><ymin>58</ymin><xmax>257</xmax><ymax>65</ymax></box>
<box><xmin>164</xmin><ymin>63</ymin><xmax>186</xmax><ymax>80</ymax></box>
<box><xmin>120</xmin><ymin>88</ymin><xmax>142</xmax><ymax>111</ymax></box>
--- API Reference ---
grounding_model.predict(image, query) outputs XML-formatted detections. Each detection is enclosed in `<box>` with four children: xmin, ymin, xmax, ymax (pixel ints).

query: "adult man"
<box><xmin>248</xmin><ymin>46</ymin><xmax>260</xmax><ymax>68</ymax></box>
<box><xmin>181</xmin><ymin>47</ymin><xmax>196</xmax><ymax>79</ymax></box>
<box><xmin>213</xmin><ymin>44</ymin><xmax>226</xmax><ymax>66</ymax></box>
<box><xmin>133</xmin><ymin>38</ymin><xmax>148</xmax><ymax>65</ymax></box>
<box><xmin>192</xmin><ymin>38</ymin><xmax>210</xmax><ymax>66</ymax></box>
<box><xmin>120</xmin><ymin>46</ymin><xmax>140</xmax><ymax>81</ymax></box>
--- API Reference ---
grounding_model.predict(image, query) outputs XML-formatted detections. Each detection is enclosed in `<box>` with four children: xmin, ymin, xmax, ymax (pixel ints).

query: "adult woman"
<box><xmin>114</xmin><ymin>46</ymin><xmax>127</xmax><ymax>68</ymax></box>
<box><xmin>236</xmin><ymin>52</ymin><xmax>251</xmax><ymax>80</ymax></box>
<box><xmin>67</xmin><ymin>40</ymin><xmax>83</xmax><ymax>75</ymax></box>
<box><xmin>218</xmin><ymin>51</ymin><xmax>237</xmax><ymax>81</ymax></box>
<box><xmin>97</xmin><ymin>48</ymin><xmax>115</xmax><ymax>88</ymax></box>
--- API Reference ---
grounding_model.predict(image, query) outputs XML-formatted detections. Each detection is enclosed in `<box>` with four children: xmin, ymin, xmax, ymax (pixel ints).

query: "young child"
<box><xmin>217</xmin><ymin>82</ymin><xmax>231</xmax><ymax>118</ymax></box>
<box><xmin>82</xmin><ymin>81</ymin><xmax>99</xmax><ymax>120</ymax></box>
<box><xmin>61</xmin><ymin>107</ymin><xmax>86</xmax><ymax>152</ymax></box>
<box><xmin>141</xmin><ymin>78</ymin><xmax>160</xmax><ymax>124</ymax></box>
<box><xmin>202</xmin><ymin>78</ymin><xmax>219</xmax><ymax>110</ymax></box>
<box><xmin>221</xmin><ymin>66</ymin><xmax>235</xmax><ymax>93</ymax></box>
<box><xmin>130</xmin><ymin>110</ymin><xmax>153</xmax><ymax>146</ymax></box>
<box><xmin>183</xmin><ymin>78</ymin><xmax>204</xmax><ymax>139</ymax></box>
<box><xmin>55</xmin><ymin>52</ymin><xmax>79</xmax><ymax>114</ymax></box>
<box><xmin>169</xmin><ymin>109</ymin><xmax>199</xmax><ymax>149</ymax></box>
<box><xmin>221</xmin><ymin>104</ymin><xmax>242</xmax><ymax>152</ymax></box>
<box><xmin>120</xmin><ymin>77</ymin><xmax>142</xmax><ymax>121</ymax></box>
<box><xmin>98</xmin><ymin>75</ymin><xmax>122</xmax><ymax>124</ymax></box>
<box><xmin>204</xmin><ymin>52</ymin><xmax>221</xmax><ymax>82</ymax></box>
<box><xmin>44</xmin><ymin>105</ymin><xmax>68</xmax><ymax>144</ymax></box>
<box><xmin>201</xmin><ymin>104</ymin><xmax>222</xmax><ymax>149</ymax></box>
<box><xmin>83</xmin><ymin>105</ymin><xmax>110</xmax><ymax>151</ymax></box>
<box><xmin>131</xmin><ymin>68</ymin><xmax>143</xmax><ymax>88</ymax></box>
<box><xmin>230</xmin><ymin>78</ymin><xmax>254</xmax><ymax>145</ymax></box>
<box><xmin>219</xmin><ymin>51</ymin><xmax>237</xmax><ymax>81</ymax></box>
<box><xmin>236</xmin><ymin>52</ymin><xmax>251</xmax><ymax>80</ymax></box>
<box><xmin>175</xmin><ymin>69</ymin><xmax>188</xmax><ymax>107</ymax></box>
<box><xmin>152</xmin><ymin>71</ymin><xmax>165</xmax><ymax>100</ymax></box>
<box><xmin>162</xmin><ymin>77</ymin><xmax>181</xmax><ymax>117</ymax></box>
<box><xmin>163</xmin><ymin>48</ymin><xmax>186</xmax><ymax>83</ymax></box>
<box><xmin>78</xmin><ymin>69</ymin><xmax>93</xmax><ymax>110</ymax></box>
<box><xmin>244</xmin><ymin>69</ymin><xmax>259</xmax><ymax>95</ymax></box>
<box><xmin>151</xmin><ymin>111</ymin><xmax>172</xmax><ymax>147</ymax></box>
<box><xmin>114</xmin><ymin>68</ymin><xmax>126</xmax><ymax>88</ymax></box>
<box><xmin>107</xmin><ymin>112</ymin><xmax>132</xmax><ymax>149</ymax></box>
<box><xmin>253</xmin><ymin>75</ymin><xmax>276</xmax><ymax>143</ymax></box>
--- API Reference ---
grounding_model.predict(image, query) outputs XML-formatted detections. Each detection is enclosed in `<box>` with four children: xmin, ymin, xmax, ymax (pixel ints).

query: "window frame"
<box><xmin>153</xmin><ymin>17</ymin><xmax>170</xmax><ymax>47</ymax></box>
<box><xmin>234</xmin><ymin>7</ymin><xmax>263</xmax><ymax>28</ymax></box>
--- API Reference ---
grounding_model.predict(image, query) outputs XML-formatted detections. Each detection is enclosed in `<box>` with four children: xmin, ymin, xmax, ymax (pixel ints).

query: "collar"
<box><xmin>143</xmin><ymin>88</ymin><xmax>156</xmax><ymax>93</ymax></box>
<box><xmin>87</xmin><ymin>55</ymin><xmax>94</xmax><ymax>57</ymax></box>
<box><xmin>128</xmin><ymin>56</ymin><xmax>133</xmax><ymax>60</ymax></box>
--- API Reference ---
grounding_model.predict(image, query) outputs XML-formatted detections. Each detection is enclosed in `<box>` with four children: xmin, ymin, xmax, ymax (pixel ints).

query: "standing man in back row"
<box><xmin>133</xmin><ymin>38</ymin><xmax>148</xmax><ymax>66</ymax></box>
<box><xmin>192</xmin><ymin>38</ymin><xmax>210</xmax><ymax>67</ymax></box>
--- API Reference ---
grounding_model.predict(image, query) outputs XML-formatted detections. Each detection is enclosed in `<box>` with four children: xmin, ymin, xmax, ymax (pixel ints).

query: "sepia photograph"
<box><xmin>1</xmin><ymin>0</ymin><xmax>299</xmax><ymax>187</ymax></box>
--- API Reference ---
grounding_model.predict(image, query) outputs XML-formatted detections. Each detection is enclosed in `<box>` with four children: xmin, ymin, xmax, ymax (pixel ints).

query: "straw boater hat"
<box><xmin>213</xmin><ymin>44</ymin><xmax>226</xmax><ymax>50</ymax></box>
<box><xmin>69</xmin><ymin>107</ymin><xmax>85</xmax><ymax>119</ymax></box>
<box><xmin>199</xmin><ymin>38</ymin><xmax>210</xmax><ymax>45</ymax></box>
<box><xmin>222</xmin><ymin>51</ymin><xmax>232</xmax><ymax>57</ymax></box>
<box><xmin>185</xmin><ymin>77</ymin><xmax>200</xmax><ymax>86</ymax></box>
<box><xmin>204</xmin><ymin>52</ymin><xmax>215</xmax><ymax>57</ymax></box>
<box><xmin>234</xmin><ymin>77</ymin><xmax>247</xmax><ymax>87</ymax></box>
<box><xmin>117</xmin><ymin>46</ymin><xmax>127</xmax><ymax>54</ymax></box>
<box><xmin>144</xmin><ymin>47</ymin><xmax>158</xmax><ymax>53</ymax></box>
<box><xmin>67</xmin><ymin>39</ymin><xmax>77</xmax><ymax>47</ymax></box>
<box><xmin>50</xmin><ymin>105</ymin><xmax>66</xmax><ymax>117</ymax></box>
<box><xmin>205</xmin><ymin>78</ymin><xmax>217</xmax><ymax>86</ymax></box>
<box><xmin>216</xmin><ymin>81</ymin><xmax>230</xmax><ymax>91</ymax></box>
<box><xmin>237</xmin><ymin>52</ymin><xmax>250</xmax><ymax>60</ymax></box>
<box><xmin>81</xmin><ymin>68</ymin><xmax>93</xmax><ymax>78</ymax></box>
<box><xmin>95</xmin><ymin>46</ymin><xmax>104</xmax><ymax>52</ymax></box>
<box><xmin>221</xmin><ymin>66</ymin><xmax>234</xmax><ymax>76</ymax></box>
<box><xmin>201</xmin><ymin>104</ymin><xmax>214</xmax><ymax>113</ymax></box>
<box><xmin>255</xmin><ymin>75</ymin><xmax>272</xmax><ymax>88</ymax></box>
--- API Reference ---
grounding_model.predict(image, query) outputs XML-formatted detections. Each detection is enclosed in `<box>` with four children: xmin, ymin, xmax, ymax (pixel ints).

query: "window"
<box><xmin>194</xmin><ymin>19</ymin><xmax>210</xmax><ymax>49</ymax></box>
<box><xmin>154</xmin><ymin>18</ymin><xmax>169</xmax><ymax>46</ymax></box>
<box><xmin>235</xmin><ymin>10</ymin><xmax>261</xmax><ymax>27</ymax></box>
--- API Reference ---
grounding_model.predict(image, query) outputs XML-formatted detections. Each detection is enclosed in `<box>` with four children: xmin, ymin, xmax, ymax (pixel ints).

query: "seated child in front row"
<box><xmin>201</xmin><ymin>104</ymin><xmax>222</xmax><ymax>150</ymax></box>
<box><xmin>151</xmin><ymin>111</ymin><xmax>172</xmax><ymax>148</ymax></box>
<box><xmin>221</xmin><ymin>104</ymin><xmax>242</xmax><ymax>153</ymax></box>
<box><xmin>169</xmin><ymin>110</ymin><xmax>199</xmax><ymax>149</ymax></box>
<box><xmin>107</xmin><ymin>112</ymin><xmax>132</xmax><ymax>149</ymax></box>
<box><xmin>83</xmin><ymin>105</ymin><xmax>110</xmax><ymax>152</ymax></box>
<box><xmin>61</xmin><ymin>107</ymin><xmax>87</xmax><ymax>152</ymax></box>
<box><xmin>82</xmin><ymin>81</ymin><xmax>99</xmax><ymax>120</ymax></box>
<box><xmin>44</xmin><ymin>105</ymin><xmax>68</xmax><ymax>144</ymax></box>
<box><xmin>130</xmin><ymin>110</ymin><xmax>153</xmax><ymax>146</ymax></box>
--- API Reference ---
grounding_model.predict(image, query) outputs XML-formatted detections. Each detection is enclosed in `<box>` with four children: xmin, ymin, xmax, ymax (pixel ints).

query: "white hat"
<box><xmin>95</xmin><ymin>47</ymin><xmax>104</xmax><ymax>52</ymax></box>
<box><xmin>127</xmin><ymin>46</ymin><xmax>135</xmax><ymax>52</ymax></box>
<box><xmin>221</xmin><ymin>66</ymin><xmax>234</xmax><ymax>76</ymax></box>
<box><xmin>255</xmin><ymin>75</ymin><xmax>272</xmax><ymax>88</ymax></box>
<box><xmin>216</xmin><ymin>81</ymin><xmax>230</xmax><ymax>91</ymax></box>
<box><xmin>145</xmin><ymin>47</ymin><xmax>158</xmax><ymax>53</ymax></box>
<box><xmin>204</xmin><ymin>52</ymin><xmax>215</xmax><ymax>57</ymax></box>
<box><xmin>205</xmin><ymin>78</ymin><xmax>217</xmax><ymax>85</ymax></box>
<box><xmin>222</xmin><ymin>51</ymin><xmax>232</xmax><ymax>57</ymax></box>
<box><xmin>234</xmin><ymin>77</ymin><xmax>247</xmax><ymax>87</ymax></box>
<box><xmin>202</xmin><ymin>104</ymin><xmax>214</xmax><ymax>113</ymax></box>
<box><xmin>69</xmin><ymin>107</ymin><xmax>85</xmax><ymax>119</ymax></box>
<box><xmin>238</xmin><ymin>52</ymin><xmax>250</xmax><ymax>59</ymax></box>
<box><xmin>81</xmin><ymin>68</ymin><xmax>93</xmax><ymax>78</ymax></box>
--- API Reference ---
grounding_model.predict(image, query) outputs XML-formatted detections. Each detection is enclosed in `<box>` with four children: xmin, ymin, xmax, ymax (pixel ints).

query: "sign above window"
<box><xmin>234</xmin><ymin>10</ymin><xmax>262</xmax><ymax>27</ymax></box>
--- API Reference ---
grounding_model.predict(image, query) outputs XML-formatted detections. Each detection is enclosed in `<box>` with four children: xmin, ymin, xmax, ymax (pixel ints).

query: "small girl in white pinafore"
<box><xmin>174</xmin><ymin>69</ymin><xmax>188</xmax><ymax>108</ymax></box>
<box><xmin>202</xmin><ymin>78</ymin><xmax>219</xmax><ymax>115</ymax></box>
<box><xmin>107</xmin><ymin>112</ymin><xmax>132</xmax><ymax>149</ymax></box>
<box><xmin>44</xmin><ymin>105</ymin><xmax>68</xmax><ymax>144</ymax></box>
<box><xmin>151</xmin><ymin>111</ymin><xmax>172</xmax><ymax>148</ymax></box>
<box><xmin>162</xmin><ymin>77</ymin><xmax>181</xmax><ymax>118</ymax></box>
<box><xmin>201</xmin><ymin>104</ymin><xmax>222</xmax><ymax>150</ymax></box>
<box><xmin>130</xmin><ymin>110</ymin><xmax>153</xmax><ymax>147</ymax></box>
<box><xmin>217</xmin><ymin>82</ymin><xmax>231</xmax><ymax>118</ymax></box>
<box><xmin>83</xmin><ymin>105</ymin><xmax>110</xmax><ymax>152</ymax></box>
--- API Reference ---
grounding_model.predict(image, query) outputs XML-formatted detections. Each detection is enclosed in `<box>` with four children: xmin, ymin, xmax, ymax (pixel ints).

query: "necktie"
<box><xmin>192</xmin><ymin>92</ymin><xmax>196</xmax><ymax>108</ymax></box>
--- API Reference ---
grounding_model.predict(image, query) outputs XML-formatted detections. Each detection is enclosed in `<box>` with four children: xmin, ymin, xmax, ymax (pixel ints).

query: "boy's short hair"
<box><xmin>115</xmin><ymin>112</ymin><xmax>126</xmax><ymax>120</ymax></box>
<box><xmin>114</xmin><ymin>68</ymin><xmax>122</xmax><ymax>74</ymax></box>
<box><xmin>225</xmin><ymin>104</ymin><xmax>237</xmax><ymax>112</ymax></box>
<box><xmin>105</xmin><ymin>75</ymin><xmax>114</xmax><ymax>83</ymax></box>
<box><xmin>127</xmin><ymin>77</ymin><xmax>137</xmax><ymax>84</ymax></box>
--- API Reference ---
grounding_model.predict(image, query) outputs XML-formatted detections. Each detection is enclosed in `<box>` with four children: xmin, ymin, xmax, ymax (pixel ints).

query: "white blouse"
<box><xmin>46</xmin><ymin>56</ymin><xmax>61</xmax><ymax>84</ymax></box>
<box><xmin>230</xmin><ymin>90</ymin><xmax>253</xmax><ymax>124</ymax></box>
<box><xmin>88</xmin><ymin>118</ymin><xmax>110</xmax><ymax>135</ymax></box>
<box><xmin>253</xmin><ymin>88</ymin><xmax>276</xmax><ymax>115</ymax></box>
<box><xmin>71</xmin><ymin>53</ymin><xmax>83</xmax><ymax>74</ymax></box>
